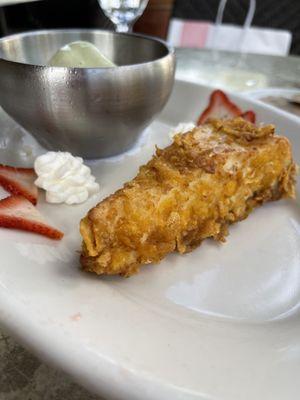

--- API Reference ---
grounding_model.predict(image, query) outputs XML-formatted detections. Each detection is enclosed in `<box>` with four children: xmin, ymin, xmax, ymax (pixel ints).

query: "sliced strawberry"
<box><xmin>0</xmin><ymin>164</ymin><xmax>38</xmax><ymax>205</ymax></box>
<box><xmin>0</xmin><ymin>195</ymin><xmax>63</xmax><ymax>240</ymax></box>
<box><xmin>197</xmin><ymin>90</ymin><xmax>242</xmax><ymax>125</ymax></box>
<box><xmin>241</xmin><ymin>110</ymin><xmax>256</xmax><ymax>123</ymax></box>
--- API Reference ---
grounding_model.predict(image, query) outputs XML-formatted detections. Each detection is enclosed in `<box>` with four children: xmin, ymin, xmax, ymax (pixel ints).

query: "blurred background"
<box><xmin>0</xmin><ymin>0</ymin><xmax>299</xmax><ymax>54</ymax></box>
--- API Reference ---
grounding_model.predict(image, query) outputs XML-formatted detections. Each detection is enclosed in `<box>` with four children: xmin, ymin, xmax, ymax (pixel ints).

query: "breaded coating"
<box><xmin>80</xmin><ymin>118</ymin><xmax>297</xmax><ymax>277</ymax></box>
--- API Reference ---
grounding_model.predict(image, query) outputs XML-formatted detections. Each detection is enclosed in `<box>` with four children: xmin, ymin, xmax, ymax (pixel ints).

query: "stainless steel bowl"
<box><xmin>0</xmin><ymin>29</ymin><xmax>175</xmax><ymax>158</ymax></box>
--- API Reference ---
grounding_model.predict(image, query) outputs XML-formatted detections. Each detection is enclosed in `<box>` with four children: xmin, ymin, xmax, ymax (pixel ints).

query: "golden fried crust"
<box><xmin>80</xmin><ymin>118</ymin><xmax>297</xmax><ymax>277</ymax></box>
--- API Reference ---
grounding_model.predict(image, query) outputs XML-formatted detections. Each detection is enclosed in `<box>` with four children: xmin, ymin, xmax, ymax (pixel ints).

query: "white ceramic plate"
<box><xmin>245</xmin><ymin>87</ymin><xmax>300</xmax><ymax>100</ymax></box>
<box><xmin>0</xmin><ymin>80</ymin><xmax>299</xmax><ymax>400</ymax></box>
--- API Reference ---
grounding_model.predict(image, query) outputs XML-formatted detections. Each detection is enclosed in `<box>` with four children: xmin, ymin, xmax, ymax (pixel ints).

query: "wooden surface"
<box><xmin>134</xmin><ymin>0</ymin><xmax>175</xmax><ymax>39</ymax></box>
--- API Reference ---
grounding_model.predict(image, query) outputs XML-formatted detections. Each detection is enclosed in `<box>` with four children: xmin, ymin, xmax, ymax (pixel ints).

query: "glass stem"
<box><xmin>115</xmin><ymin>22</ymin><xmax>132</xmax><ymax>33</ymax></box>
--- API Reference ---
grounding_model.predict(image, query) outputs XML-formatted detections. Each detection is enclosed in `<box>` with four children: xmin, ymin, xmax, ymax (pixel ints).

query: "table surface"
<box><xmin>175</xmin><ymin>47</ymin><xmax>300</xmax><ymax>91</ymax></box>
<box><xmin>0</xmin><ymin>47</ymin><xmax>300</xmax><ymax>400</ymax></box>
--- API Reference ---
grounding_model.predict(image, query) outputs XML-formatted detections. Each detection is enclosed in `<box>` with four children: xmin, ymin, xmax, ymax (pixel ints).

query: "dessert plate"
<box><xmin>0</xmin><ymin>80</ymin><xmax>299</xmax><ymax>400</ymax></box>
<box><xmin>245</xmin><ymin>87</ymin><xmax>300</xmax><ymax>101</ymax></box>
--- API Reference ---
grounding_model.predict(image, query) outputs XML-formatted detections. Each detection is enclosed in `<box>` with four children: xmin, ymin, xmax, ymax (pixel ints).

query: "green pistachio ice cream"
<box><xmin>48</xmin><ymin>40</ymin><xmax>116</xmax><ymax>68</ymax></box>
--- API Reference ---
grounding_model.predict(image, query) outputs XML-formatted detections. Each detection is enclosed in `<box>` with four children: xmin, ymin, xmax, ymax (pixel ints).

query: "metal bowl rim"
<box><xmin>0</xmin><ymin>28</ymin><xmax>175</xmax><ymax>70</ymax></box>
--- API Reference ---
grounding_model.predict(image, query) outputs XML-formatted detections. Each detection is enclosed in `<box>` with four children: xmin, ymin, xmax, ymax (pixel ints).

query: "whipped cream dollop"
<box><xmin>169</xmin><ymin>122</ymin><xmax>196</xmax><ymax>139</ymax></box>
<box><xmin>34</xmin><ymin>152</ymin><xmax>100</xmax><ymax>205</ymax></box>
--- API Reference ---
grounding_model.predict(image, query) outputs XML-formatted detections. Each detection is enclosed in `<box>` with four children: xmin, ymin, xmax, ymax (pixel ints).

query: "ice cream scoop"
<box><xmin>48</xmin><ymin>40</ymin><xmax>116</xmax><ymax>68</ymax></box>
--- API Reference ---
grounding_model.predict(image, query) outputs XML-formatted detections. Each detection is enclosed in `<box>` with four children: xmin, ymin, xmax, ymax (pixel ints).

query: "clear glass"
<box><xmin>98</xmin><ymin>0</ymin><xmax>149</xmax><ymax>33</ymax></box>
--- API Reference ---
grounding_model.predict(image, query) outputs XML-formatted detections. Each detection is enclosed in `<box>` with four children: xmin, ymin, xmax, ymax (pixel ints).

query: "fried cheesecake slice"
<box><xmin>80</xmin><ymin>118</ymin><xmax>297</xmax><ymax>277</ymax></box>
